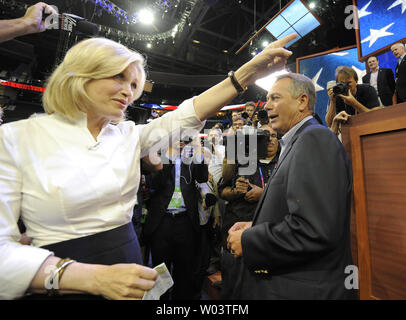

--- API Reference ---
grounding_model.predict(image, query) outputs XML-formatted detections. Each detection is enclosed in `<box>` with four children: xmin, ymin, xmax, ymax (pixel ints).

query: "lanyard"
<box><xmin>258</xmin><ymin>167</ymin><xmax>265</xmax><ymax>190</ymax></box>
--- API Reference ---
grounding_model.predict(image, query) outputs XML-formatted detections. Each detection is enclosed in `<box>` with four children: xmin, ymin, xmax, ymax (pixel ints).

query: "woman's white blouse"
<box><xmin>0</xmin><ymin>98</ymin><xmax>204</xmax><ymax>299</ymax></box>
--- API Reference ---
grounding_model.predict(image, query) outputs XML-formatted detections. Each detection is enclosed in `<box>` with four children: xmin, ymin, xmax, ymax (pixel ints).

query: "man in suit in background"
<box><xmin>143</xmin><ymin>139</ymin><xmax>208</xmax><ymax>300</ymax></box>
<box><xmin>227</xmin><ymin>73</ymin><xmax>355</xmax><ymax>299</ymax></box>
<box><xmin>362</xmin><ymin>56</ymin><xmax>395</xmax><ymax>106</ymax></box>
<box><xmin>391</xmin><ymin>43</ymin><xmax>406</xmax><ymax>104</ymax></box>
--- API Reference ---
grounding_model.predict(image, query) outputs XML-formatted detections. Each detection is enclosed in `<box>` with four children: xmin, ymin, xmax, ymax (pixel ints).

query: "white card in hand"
<box><xmin>142</xmin><ymin>263</ymin><xmax>174</xmax><ymax>300</ymax></box>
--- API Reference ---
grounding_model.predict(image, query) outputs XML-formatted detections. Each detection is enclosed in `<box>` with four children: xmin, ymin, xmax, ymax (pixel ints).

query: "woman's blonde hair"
<box><xmin>43</xmin><ymin>37</ymin><xmax>146</xmax><ymax>121</ymax></box>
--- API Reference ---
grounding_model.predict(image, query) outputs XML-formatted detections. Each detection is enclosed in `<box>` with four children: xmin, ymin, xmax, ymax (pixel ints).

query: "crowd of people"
<box><xmin>0</xmin><ymin>2</ymin><xmax>405</xmax><ymax>301</ymax></box>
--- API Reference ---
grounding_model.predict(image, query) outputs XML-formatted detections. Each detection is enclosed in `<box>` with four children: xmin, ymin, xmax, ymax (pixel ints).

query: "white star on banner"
<box><xmin>359</xmin><ymin>0</ymin><xmax>373</xmax><ymax>18</ymax></box>
<box><xmin>388</xmin><ymin>0</ymin><xmax>406</xmax><ymax>14</ymax></box>
<box><xmin>361</xmin><ymin>23</ymin><xmax>395</xmax><ymax>48</ymax></box>
<box><xmin>352</xmin><ymin>66</ymin><xmax>367</xmax><ymax>84</ymax></box>
<box><xmin>330</xmin><ymin>52</ymin><xmax>350</xmax><ymax>57</ymax></box>
<box><xmin>312</xmin><ymin>68</ymin><xmax>324</xmax><ymax>92</ymax></box>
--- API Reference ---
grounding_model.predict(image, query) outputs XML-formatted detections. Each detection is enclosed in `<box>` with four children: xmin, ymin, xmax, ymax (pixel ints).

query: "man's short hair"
<box><xmin>43</xmin><ymin>38</ymin><xmax>146</xmax><ymax>121</ymax></box>
<box><xmin>244</xmin><ymin>101</ymin><xmax>255</xmax><ymax>109</ymax></box>
<box><xmin>367</xmin><ymin>56</ymin><xmax>378</xmax><ymax>62</ymax></box>
<box><xmin>233</xmin><ymin>117</ymin><xmax>246</xmax><ymax>124</ymax></box>
<box><xmin>335</xmin><ymin>66</ymin><xmax>358</xmax><ymax>83</ymax></box>
<box><xmin>275</xmin><ymin>73</ymin><xmax>316</xmax><ymax>112</ymax></box>
<box><xmin>391</xmin><ymin>43</ymin><xmax>405</xmax><ymax>50</ymax></box>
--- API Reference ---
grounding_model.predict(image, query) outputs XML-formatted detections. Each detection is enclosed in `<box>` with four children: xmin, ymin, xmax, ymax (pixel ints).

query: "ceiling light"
<box><xmin>223</xmin><ymin>50</ymin><xmax>228</xmax><ymax>53</ymax></box>
<box><xmin>146</xmin><ymin>43</ymin><xmax>152</xmax><ymax>48</ymax></box>
<box><xmin>262</xmin><ymin>41</ymin><xmax>269</xmax><ymax>47</ymax></box>
<box><xmin>309</xmin><ymin>2</ymin><xmax>316</xmax><ymax>9</ymax></box>
<box><xmin>255</xmin><ymin>70</ymin><xmax>289</xmax><ymax>92</ymax></box>
<box><xmin>192</xmin><ymin>40</ymin><xmax>200</xmax><ymax>44</ymax></box>
<box><xmin>138</xmin><ymin>9</ymin><xmax>154</xmax><ymax>25</ymax></box>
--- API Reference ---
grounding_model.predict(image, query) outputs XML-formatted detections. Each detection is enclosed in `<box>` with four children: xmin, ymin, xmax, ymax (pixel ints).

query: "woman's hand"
<box><xmin>23</xmin><ymin>2</ymin><xmax>57</xmax><ymax>34</ymax></box>
<box><xmin>235</xmin><ymin>33</ymin><xmax>298</xmax><ymax>88</ymax></box>
<box><xmin>93</xmin><ymin>263</ymin><xmax>158</xmax><ymax>300</ymax></box>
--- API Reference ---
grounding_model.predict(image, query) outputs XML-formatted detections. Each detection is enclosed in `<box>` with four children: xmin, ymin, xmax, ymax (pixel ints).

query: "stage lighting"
<box><xmin>138</xmin><ymin>9</ymin><xmax>154</xmax><ymax>25</ymax></box>
<box><xmin>255</xmin><ymin>70</ymin><xmax>289</xmax><ymax>92</ymax></box>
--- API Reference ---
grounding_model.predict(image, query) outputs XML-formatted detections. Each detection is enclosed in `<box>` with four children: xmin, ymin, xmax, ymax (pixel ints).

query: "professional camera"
<box><xmin>257</xmin><ymin>109</ymin><xmax>269</xmax><ymax>124</ymax></box>
<box><xmin>333</xmin><ymin>82</ymin><xmax>350</xmax><ymax>96</ymax></box>
<box><xmin>223</xmin><ymin>127</ymin><xmax>270</xmax><ymax>163</ymax></box>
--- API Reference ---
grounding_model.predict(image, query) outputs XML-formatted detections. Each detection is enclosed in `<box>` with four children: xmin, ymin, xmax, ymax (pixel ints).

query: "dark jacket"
<box><xmin>362</xmin><ymin>68</ymin><xmax>395</xmax><ymax>106</ymax></box>
<box><xmin>395</xmin><ymin>57</ymin><xmax>406</xmax><ymax>103</ymax></box>
<box><xmin>143</xmin><ymin>154</ymin><xmax>208</xmax><ymax>238</ymax></box>
<box><xmin>236</xmin><ymin>118</ymin><xmax>355</xmax><ymax>299</ymax></box>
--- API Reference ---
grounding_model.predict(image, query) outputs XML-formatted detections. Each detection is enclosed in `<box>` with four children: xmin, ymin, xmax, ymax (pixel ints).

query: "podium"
<box><xmin>341</xmin><ymin>102</ymin><xmax>406</xmax><ymax>300</ymax></box>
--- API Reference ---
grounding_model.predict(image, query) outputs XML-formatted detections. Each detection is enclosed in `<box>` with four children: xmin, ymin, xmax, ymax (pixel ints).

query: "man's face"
<box><xmin>245</xmin><ymin>105</ymin><xmax>255</xmax><ymax>118</ymax></box>
<box><xmin>208</xmin><ymin>130</ymin><xmax>221</xmax><ymax>145</ymax></box>
<box><xmin>233</xmin><ymin>119</ymin><xmax>244</xmax><ymax>130</ymax></box>
<box><xmin>264</xmin><ymin>78</ymin><xmax>304</xmax><ymax>135</ymax></box>
<box><xmin>392</xmin><ymin>45</ymin><xmax>405</xmax><ymax>59</ymax></box>
<box><xmin>260</xmin><ymin>124</ymin><xmax>279</xmax><ymax>159</ymax></box>
<box><xmin>337</xmin><ymin>74</ymin><xmax>357</xmax><ymax>96</ymax></box>
<box><xmin>231</xmin><ymin>111</ymin><xmax>241</xmax><ymax>122</ymax></box>
<box><xmin>367</xmin><ymin>57</ymin><xmax>379</xmax><ymax>71</ymax></box>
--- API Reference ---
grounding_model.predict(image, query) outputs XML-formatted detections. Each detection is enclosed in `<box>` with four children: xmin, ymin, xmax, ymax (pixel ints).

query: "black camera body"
<box><xmin>333</xmin><ymin>82</ymin><xmax>350</xmax><ymax>96</ymax></box>
<box><xmin>257</xmin><ymin>109</ymin><xmax>269</xmax><ymax>123</ymax></box>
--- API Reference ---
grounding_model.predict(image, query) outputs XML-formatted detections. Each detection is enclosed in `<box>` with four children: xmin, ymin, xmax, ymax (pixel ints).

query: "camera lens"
<box><xmin>258</xmin><ymin>109</ymin><xmax>268</xmax><ymax>121</ymax></box>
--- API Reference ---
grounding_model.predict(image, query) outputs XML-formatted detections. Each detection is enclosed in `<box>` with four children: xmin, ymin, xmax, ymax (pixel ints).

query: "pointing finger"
<box><xmin>269</xmin><ymin>33</ymin><xmax>298</xmax><ymax>49</ymax></box>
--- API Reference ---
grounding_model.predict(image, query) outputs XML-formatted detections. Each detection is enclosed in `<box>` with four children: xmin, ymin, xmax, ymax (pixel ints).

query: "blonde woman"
<box><xmin>0</xmin><ymin>34</ymin><xmax>297</xmax><ymax>300</ymax></box>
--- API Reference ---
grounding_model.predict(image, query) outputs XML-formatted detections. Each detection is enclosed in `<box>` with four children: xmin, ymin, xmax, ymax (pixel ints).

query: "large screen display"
<box><xmin>265</xmin><ymin>0</ymin><xmax>321</xmax><ymax>47</ymax></box>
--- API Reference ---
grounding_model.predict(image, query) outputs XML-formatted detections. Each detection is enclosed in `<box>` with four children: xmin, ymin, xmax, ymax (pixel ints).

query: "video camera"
<box><xmin>223</xmin><ymin>127</ymin><xmax>270</xmax><ymax>164</ymax></box>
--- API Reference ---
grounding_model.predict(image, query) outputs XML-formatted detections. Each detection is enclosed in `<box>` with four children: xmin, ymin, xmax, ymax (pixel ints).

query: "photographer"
<box><xmin>325</xmin><ymin>66</ymin><xmax>380</xmax><ymax>128</ymax></box>
<box><xmin>241</xmin><ymin>101</ymin><xmax>256</xmax><ymax>127</ymax></box>
<box><xmin>218</xmin><ymin>124</ymin><xmax>279</xmax><ymax>298</ymax></box>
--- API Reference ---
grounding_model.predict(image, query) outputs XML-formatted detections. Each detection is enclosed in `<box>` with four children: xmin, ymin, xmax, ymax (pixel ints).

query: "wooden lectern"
<box><xmin>341</xmin><ymin>102</ymin><xmax>406</xmax><ymax>300</ymax></box>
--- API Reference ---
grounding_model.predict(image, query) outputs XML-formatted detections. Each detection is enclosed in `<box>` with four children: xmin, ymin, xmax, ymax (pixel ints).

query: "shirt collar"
<box><xmin>399</xmin><ymin>53</ymin><xmax>406</xmax><ymax>63</ymax></box>
<box><xmin>279</xmin><ymin>115</ymin><xmax>313</xmax><ymax>149</ymax></box>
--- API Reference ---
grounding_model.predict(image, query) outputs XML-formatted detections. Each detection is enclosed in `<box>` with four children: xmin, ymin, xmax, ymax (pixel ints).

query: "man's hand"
<box><xmin>337</xmin><ymin>89</ymin><xmax>358</xmax><ymax>108</ymax></box>
<box><xmin>227</xmin><ymin>222</ymin><xmax>252</xmax><ymax>258</ymax></box>
<box><xmin>244</xmin><ymin>182</ymin><xmax>263</xmax><ymax>202</ymax></box>
<box><xmin>327</xmin><ymin>87</ymin><xmax>336</xmax><ymax>103</ymax></box>
<box><xmin>234</xmin><ymin>177</ymin><xmax>249</xmax><ymax>195</ymax></box>
<box><xmin>330</xmin><ymin>111</ymin><xmax>350</xmax><ymax>135</ymax></box>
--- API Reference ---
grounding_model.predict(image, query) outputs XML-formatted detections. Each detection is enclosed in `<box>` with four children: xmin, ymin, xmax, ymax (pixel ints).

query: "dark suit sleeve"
<box><xmin>241</xmin><ymin>128</ymin><xmax>351</xmax><ymax>273</ymax></box>
<box><xmin>362</xmin><ymin>74</ymin><xmax>369</xmax><ymax>84</ymax></box>
<box><xmin>386</xmin><ymin>69</ymin><xmax>396</xmax><ymax>93</ymax></box>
